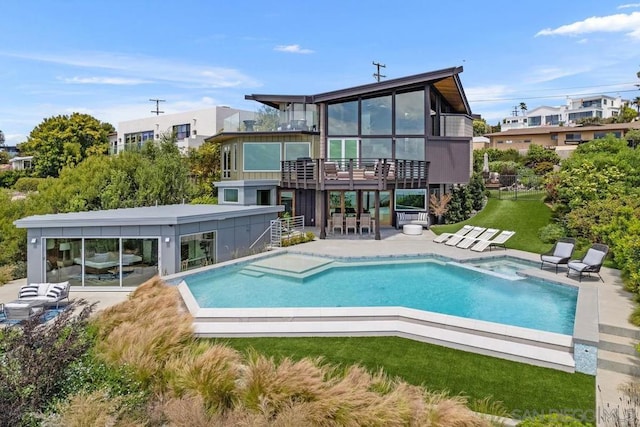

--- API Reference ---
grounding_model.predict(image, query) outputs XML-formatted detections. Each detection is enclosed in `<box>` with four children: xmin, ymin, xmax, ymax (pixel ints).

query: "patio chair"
<box><xmin>324</xmin><ymin>162</ymin><xmax>338</xmax><ymax>179</ymax></box>
<box><xmin>540</xmin><ymin>237</ymin><xmax>576</xmax><ymax>273</ymax></box>
<box><xmin>445</xmin><ymin>227</ymin><xmax>486</xmax><ymax>246</ymax></box>
<box><xmin>456</xmin><ymin>228</ymin><xmax>500</xmax><ymax>249</ymax></box>
<box><xmin>433</xmin><ymin>225</ymin><xmax>474</xmax><ymax>244</ymax></box>
<box><xmin>359</xmin><ymin>213</ymin><xmax>372</xmax><ymax>235</ymax></box>
<box><xmin>345</xmin><ymin>216</ymin><xmax>357</xmax><ymax>234</ymax></box>
<box><xmin>470</xmin><ymin>230</ymin><xmax>516</xmax><ymax>252</ymax></box>
<box><xmin>566</xmin><ymin>243</ymin><xmax>609</xmax><ymax>282</ymax></box>
<box><xmin>331</xmin><ymin>213</ymin><xmax>344</xmax><ymax>234</ymax></box>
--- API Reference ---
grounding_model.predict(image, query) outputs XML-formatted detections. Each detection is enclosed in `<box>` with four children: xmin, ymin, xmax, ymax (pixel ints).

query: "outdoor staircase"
<box><xmin>598</xmin><ymin>323</ymin><xmax>640</xmax><ymax>376</ymax></box>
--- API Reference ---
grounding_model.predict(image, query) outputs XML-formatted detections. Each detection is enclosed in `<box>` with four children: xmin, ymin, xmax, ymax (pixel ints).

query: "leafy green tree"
<box><xmin>519</xmin><ymin>102</ymin><xmax>527</xmax><ymax>116</ymax></box>
<box><xmin>0</xmin><ymin>150</ymin><xmax>9</xmax><ymax>164</ymax></box>
<box><xmin>523</xmin><ymin>144</ymin><xmax>559</xmax><ymax>172</ymax></box>
<box><xmin>626</xmin><ymin>129</ymin><xmax>640</xmax><ymax>148</ymax></box>
<box><xmin>187</xmin><ymin>141</ymin><xmax>220</xmax><ymax>197</ymax></box>
<box><xmin>468</xmin><ymin>172</ymin><xmax>486</xmax><ymax>211</ymax></box>
<box><xmin>632</xmin><ymin>96</ymin><xmax>640</xmax><ymax>114</ymax></box>
<box><xmin>18</xmin><ymin>113</ymin><xmax>114</xmax><ymax>178</ymax></box>
<box><xmin>614</xmin><ymin>105</ymin><xmax>638</xmax><ymax>123</ymax></box>
<box><xmin>472</xmin><ymin>119</ymin><xmax>491</xmax><ymax>136</ymax></box>
<box><xmin>444</xmin><ymin>185</ymin><xmax>473</xmax><ymax>223</ymax></box>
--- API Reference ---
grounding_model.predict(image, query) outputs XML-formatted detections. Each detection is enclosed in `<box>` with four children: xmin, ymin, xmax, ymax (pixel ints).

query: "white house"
<box><xmin>115</xmin><ymin>106</ymin><xmax>256</xmax><ymax>154</ymax></box>
<box><xmin>501</xmin><ymin>95</ymin><xmax>626</xmax><ymax>130</ymax></box>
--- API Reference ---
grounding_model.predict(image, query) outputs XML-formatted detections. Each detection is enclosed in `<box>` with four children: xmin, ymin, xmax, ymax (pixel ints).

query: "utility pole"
<box><xmin>372</xmin><ymin>61</ymin><xmax>386</xmax><ymax>82</ymax></box>
<box><xmin>150</xmin><ymin>99</ymin><xmax>166</xmax><ymax>115</ymax></box>
<box><xmin>512</xmin><ymin>106</ymin><xmax>519</xmax><ymax>116</ymax></box>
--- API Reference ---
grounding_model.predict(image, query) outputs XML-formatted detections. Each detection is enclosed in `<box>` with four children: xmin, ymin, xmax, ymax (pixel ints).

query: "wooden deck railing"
<box><xmin>280</xmin><ymin>158</ymin><xmax>429</xmax><ymax>190</ymax></box>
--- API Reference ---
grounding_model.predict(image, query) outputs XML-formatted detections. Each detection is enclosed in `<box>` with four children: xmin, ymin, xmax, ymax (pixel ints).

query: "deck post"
<box><xmin>320</xmin><ymin>190</ymin><xmax>327</xmax><ymax>239</ymax></box>
<box><xmin>374</xmin><ymin>190</ymin><xmax>381</xmax><ymax>240</ymax></box>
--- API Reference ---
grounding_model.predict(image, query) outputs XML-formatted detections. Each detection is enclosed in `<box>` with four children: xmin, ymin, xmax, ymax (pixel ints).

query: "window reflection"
<box><xmin>180</xmin><ymin>232</ymin><xmax>216</xmax><ymax>271</ymax></box>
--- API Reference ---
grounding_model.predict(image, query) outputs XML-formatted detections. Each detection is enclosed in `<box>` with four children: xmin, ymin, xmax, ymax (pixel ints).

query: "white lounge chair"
<box><xmin>433</xmin><ymin>225</ymin><xmax>474</xmax><ymax>244</ymax></box>
<box><xmin>470</xmin><ymin>230</ymin><xmax>516</xmax><ymax>252</ymax></box>
<box><xmin>456</xmin><ymin>228</ymin><xmax>500</xmax><ymax>249</ymax></box>
<box><xmin>445</xmin><ymin>227</ymin><xmax>486</xmax><ymax>246</ymax></box>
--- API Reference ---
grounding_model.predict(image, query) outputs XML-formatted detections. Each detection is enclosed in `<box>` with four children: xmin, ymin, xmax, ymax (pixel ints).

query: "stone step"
<box><xmin>598</xmin><ymin>349</ymin><xmax>640</xmax><ymax>376</ymax></box>
<box><xmin>599</xmin><ymin>323</ymin><xmax>640</xmax><ymax>340</ymax></box>
<box><xmin>599</xmin><ymin>332</ymin><xmax>638</xmax><ymax>356</ymax></box>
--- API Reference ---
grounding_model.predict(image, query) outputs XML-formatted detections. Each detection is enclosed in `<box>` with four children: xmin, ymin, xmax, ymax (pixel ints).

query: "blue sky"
<box><xmin>1</xmin><ymin>0</ymin><xmax>640</xmax><ymax>146</ymax></box>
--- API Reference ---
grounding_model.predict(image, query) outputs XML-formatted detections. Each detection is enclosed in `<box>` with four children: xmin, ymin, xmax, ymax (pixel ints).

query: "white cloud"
<box><xmin>0</xmin><ymin>50</ymin><xmax>261</xmax><ymax>89</ymax></box>
<box><xmin>465</xmin><ymin>85</ymin><xmax>513</xmax><ymax>103</ymax></box>
<box><xmin>61</xmin><ymin>76</ymin><xmax>152</xmax><ymax>85</ymax></box>
<box><xmin>535</xmin><ymin>11</ymin><xmax>640</xmax><ymax>39</ymax></box>
<box><xmin>618</xmin><ymin>3</ymin><xmax>640</xmax><ymax>8</ymax></box>
<box><xmin>274</xmin><ymin>44</ymin><xmax>314</xmax><ymax>54</ymax></box>
<box><xmin>577</xmin><ymin>38</ymin><xmax>589</xmax><ymax>44</ymax></box>
<box><xmin>524</xmin><ymin>65</ymin><xmax>593</xmax><ymax>84</ymax></box>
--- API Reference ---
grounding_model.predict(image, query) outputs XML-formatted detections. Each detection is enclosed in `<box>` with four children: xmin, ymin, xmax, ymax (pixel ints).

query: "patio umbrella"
<box><xmin>482</xmin><ymin>152</ymin><xmax>489</xmax><ymax>173</ymax></box>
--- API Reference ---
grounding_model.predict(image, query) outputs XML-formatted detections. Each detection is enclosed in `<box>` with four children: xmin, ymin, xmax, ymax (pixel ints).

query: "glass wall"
<box><xmin>395</xmin><ymin>90</ymin><xmax>425</xmax><ymax>134</ymax></box>
<box><xmin>361</xmin><ymin>138</ymin><xmax>392</xmax><ymax>159</ymax></box>
<box><xmin>395</xmin><ymin>138</ymin><xmax>425</xmax><ymax>161</ymax></box>
<box><xmin>328</xmin><ymin>101</ymin><xmax>358</xmax><ymax>135</ymax></box>
<box><xmin>44</xmin><ymin>237</ymin><xmax>158</xmax><ymax>287</ymax></box>
<box><xmin>180</xmin><ymin>232</ymin><xmax>216</xmax><ymax>272</ymax></box>
<box><xmin>361</xmin><ymin>191</ymin><xmax>391</xmax><ymax>225</ymax></box>
<box><xmin>361</xmin><ymin>95</ymin><xmax>392</xmax><ymax>135</ymax></box>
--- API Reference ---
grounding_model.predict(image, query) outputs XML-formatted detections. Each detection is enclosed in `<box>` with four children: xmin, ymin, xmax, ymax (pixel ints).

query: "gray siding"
<box><xmin>426</xmin><ymin>138</ymin><xmax>472</xmax><ymax>184</ymax></box>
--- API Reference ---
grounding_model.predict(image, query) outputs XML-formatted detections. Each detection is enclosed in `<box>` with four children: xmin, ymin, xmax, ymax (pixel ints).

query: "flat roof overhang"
<box><xmin>14</xmin><ymin>204</ymin><xmax>284</xmax><ymax>228</ymax></box>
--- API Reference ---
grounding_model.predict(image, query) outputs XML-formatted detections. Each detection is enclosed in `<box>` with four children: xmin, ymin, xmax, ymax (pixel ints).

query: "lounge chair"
<box><xmin>566</xmin><ymin>243</ymin><xmax>609</xmax><ymax>282</ymax></box>
<box><xmin>445</xmin><ymin>227</ymin><xmax>486</xmax><ymax>246</ymax></box>
<box><xmin>17</xmin><ymin>281</ymin><xmax>70</xmax><ymax>308</ymax></box>
<box><xmin>470</xmin><ymin>230</ymin><xmax>516</xmax><ymax>252</ymax></box>
<box><xmin>456</xmin><ymin>228</ymin><xmax>500</xmax><ymax>249</ymax></box>
<box><xmin>3</xmin><ymin>301</ymin><xmax>44</xmax><ymax>322</ymax></box>
<box><xmin>540</xmin><ymin>238</ymin><xmax>576</xmax><ymax>273</ymax></box>
<box><xmin>324</xmin><ymin>162</ymin><xmax>338</xmax><ymax>179</ymax></box>
<box><xmin>433</xmin><ymin>225</ymin><xmax>474</xmax><ymax>244</ymax></box>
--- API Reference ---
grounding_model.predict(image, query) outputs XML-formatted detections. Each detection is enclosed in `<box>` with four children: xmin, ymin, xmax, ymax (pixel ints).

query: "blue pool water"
<box><xmin>184</xmin><ymin>256</ymin><xmax>577</xmax><ymax>335</ymax></box>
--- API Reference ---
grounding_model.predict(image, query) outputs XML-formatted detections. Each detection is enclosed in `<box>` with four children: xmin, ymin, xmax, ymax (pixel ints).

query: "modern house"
<box><xmin>207</xmin><ymin>66</ymin><xmax>474</xmax><ymax>239</ymax></box>
<box><xmin>114</xmin><ymin>106</ymin><xmax>255</xmax><ymax>154</ymax></box>
<box><xmin>9</xmin><ymin>155</ymin><xmax>33</xmax><ymax>170</ymax></box>
<box><xmin>14</xmin><ymin>204</ymin><xmax>282</xmax><ymax>288</ymax></box>
<box><xmin>485</xmin><ymin>121</ymin><xmax>640</xmax><ymax>157</ymax></box>
<box><xmin>501</xmin><ymin>95</ymin><xmax>626</xmax><ymax>130</ymax></box>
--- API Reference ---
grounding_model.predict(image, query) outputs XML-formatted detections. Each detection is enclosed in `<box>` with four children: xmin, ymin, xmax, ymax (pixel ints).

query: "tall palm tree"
<box><xmin>519</xmin><ymin>102</ymin><xmax>528</xmax><ymax>116</ymax></box>
<box><xmin>633</xmin><ymin>96</ymin><xmax>640</xmax><ymax>114</ymax></box>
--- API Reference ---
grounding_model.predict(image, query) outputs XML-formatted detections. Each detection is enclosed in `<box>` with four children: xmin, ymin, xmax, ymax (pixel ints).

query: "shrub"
<box><xmin>517</xmin><ymin>413</ymin><xmax>590</xmax><ymax>426</ymax></box>
<box><xmin>0</xmin><ymin>169</ymin><xmax>26</xmax><ymax>188</ymax></box>
<box><xmin>0</xmin><ymin>300</ymin><xmax>95</xmax><ymax>425</ymax></box>
<box><xmin>13</xmin><ymin>176</ymin><xmax>45</xmax><ymax>192</ymax></box>
<box><xmin>11</xmin><ymin>260</ymin><xmax>27</xmax><ymax>280</ymax></box>
<box><xmin>538</xmin><ymin>224</ymin><xmax>567</xmax><ymax>244</ymax></box>
<box><xmin>0</xmin><ymin>264</ymin><xmax>13</xmax><ymax>285</ymax></box>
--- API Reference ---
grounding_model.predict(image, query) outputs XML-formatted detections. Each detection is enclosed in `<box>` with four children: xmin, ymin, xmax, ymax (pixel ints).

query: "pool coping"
<box><xmin>168</xmin><ymin>249</ymin><xmax>600</xmax><ymax>373</ymax></box>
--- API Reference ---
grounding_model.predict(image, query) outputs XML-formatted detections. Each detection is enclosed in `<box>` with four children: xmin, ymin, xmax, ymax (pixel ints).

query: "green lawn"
<box><xmin>216</xmin><ymin>337</ymin><xmax>595</xmax><ymax>418</ymax></box>
<box><xmin>431</xmin><ymin>195</ymin><xmax>553</xmax><ymax>254</ymax></box>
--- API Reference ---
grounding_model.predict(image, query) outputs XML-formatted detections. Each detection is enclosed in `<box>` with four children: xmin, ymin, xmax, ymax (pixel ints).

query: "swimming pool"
<box><xmin>183</xmin><ymin>254</ymin><xmax>577</xmax><ymax>335</ymax></box>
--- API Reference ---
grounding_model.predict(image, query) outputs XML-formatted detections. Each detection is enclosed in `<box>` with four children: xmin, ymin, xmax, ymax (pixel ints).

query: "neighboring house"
<box><xmin>115</xmin><ymin>106</ymin><xmax>255</xmax><ymax>154</ymax></box>
<box><xmin>14</xmin><ymin>204</ymin><xmax>282</xmax><ymax>288</ymax></box>
<box><xmin>501</xmin><ymin>95</ymin><xmax>625</xmax><ymax>130</ymax></box>
<box><xmin>485</xmin><ymin>121</ymin><xmax>640</xmax><ymax>157</ymax></box>
<box><xmin>207</xmin><ymin>66</ymin><xmax>474</xmax><ymax>239</ymax></box>
<box><xmin>472</xmin><ymin>136</ymin><xmax>490</xmax><ymax>150</ymax></box>
<box><xmin>9</xmin><ymin>155</ymin><xmax>33</xmax><ymax>170</ymax></box>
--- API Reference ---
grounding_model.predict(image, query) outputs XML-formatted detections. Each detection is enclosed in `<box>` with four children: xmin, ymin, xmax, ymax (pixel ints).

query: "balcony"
<box><xmin>280</xmin><ymin>158</ymin><xmax>429</xmax><ymax>191</ymax></box>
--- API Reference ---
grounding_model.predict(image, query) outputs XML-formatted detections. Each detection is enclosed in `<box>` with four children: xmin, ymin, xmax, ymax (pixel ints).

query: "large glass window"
<box><xmin>361</xmin><ymin>191</ymin><xmax>391</xmax><ymax>225</ymax></box>
<box><xmin>284</xmin><ymin>142</ymin><xmax>310</xmax><ymax>160</ymax></box>
<box><xmin>361</xmin><ymin>95</ymin><xmax>392</xmax><ymax>135</ymax></box>
<box><xmin>395</xmin><ymin>189</ymin><xmax>427</xmax><ymax>211</ymax></box>
<box><xmin>361</xmin><ymin>138</ymin><xmax>392</xmax><ymax>160</ymax></box>
<box><xmin>528</xmin><ymin>116</ymin><xmax>541</xmax><ymax>126</ymax></box>
<box><xmin>180</xmin><ymin>232</ymin><xmax>216</xmax><ymax>271</ymax></box>
<box><xmin>395</xmin><ymin>137</ymin><xmax>425</xmax><ymax>161</ymax></box>
<box><xmin>243</xmin><ymin>143</ymin><xmax>281</xmax><ymax>171</ymax></box>
<box><xmin>280</xmin><ymin>191</ymin><xmax>294</xmax><ymax>216</ymax></box>
<box><xmin>328</xmin><ymin>139</ymin><xmax>358</xmax><ymax>162</ymax></box>
<box><xmin>328</xmin><ymin>101</ymin><xmax>358</xmax><ymax>135</ymax></box>
<box><xmin>395</xmin><ymin>90</ymin><xmax>425</xmax><ymax>134</ymax></box>
<box><xmin>173</xmin><ymin>124</ymin><xmax>191</xmax><ymax>139</ymax></box>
